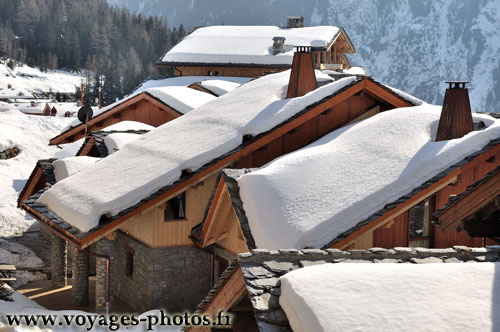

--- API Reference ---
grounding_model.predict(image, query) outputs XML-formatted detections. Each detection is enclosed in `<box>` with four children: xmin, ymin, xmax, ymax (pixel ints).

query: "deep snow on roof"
<box><xmin>280</xmin><ymin>262</ymin><xmax>500</xmax><ymax>332</ymax></box>
<box><xmin>35</xmin><ymin>70</ymin><xmax>366</xmax><ymax>233</ymax></box>
<box><xmin>237</xmin><ymin>105</ymin><xmax>500</xmax><ymax>249</ymax></box>
<box><xmin>161</xmin><ymin>26</ymin><xmax>341</xmax><ymax>65</ymax></box>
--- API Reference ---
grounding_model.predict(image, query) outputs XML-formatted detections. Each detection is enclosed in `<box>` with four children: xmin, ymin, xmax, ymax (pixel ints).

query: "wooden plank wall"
<box><xmin>120</xmin><ymin>174</ymin><xmax>218</xmax><ymax>248</ymax></box>
<box><xmin>171</xmin><ymin>65</ymin><xmax>284</xmax><ymax>78</ymax></box>
<box><xmin>353</xmin><ymin>147</ymin><xmax>500</xmax><ymax>250</ymax></box>
<box><xmin>235</xmin><ymin>94</ymin><xmax>379</xmax><ymax>168</ymax></box>
<box><xmin>434</xmin><ymin>150</ymin><xmax>500</xmax><ymax>248</ymax></box>
<box><xmin>373</xmin><ymin>213</ymin><xmax>409</xmax><ymax>248</ymax></box>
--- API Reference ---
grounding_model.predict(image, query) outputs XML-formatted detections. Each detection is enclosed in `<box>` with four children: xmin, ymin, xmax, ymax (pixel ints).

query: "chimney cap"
<box><xmin>445</xmin><ymin>81</ymin><xmax>469</xmax><ymax>89</ymax></box>
<box><xmin>295</xmin><ymin>46</ymin><xmax>312</xmax><ymax>53</ymax></box>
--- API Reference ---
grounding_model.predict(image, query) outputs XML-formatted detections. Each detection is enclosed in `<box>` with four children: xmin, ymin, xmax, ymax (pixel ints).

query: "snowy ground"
<box><xmin>0</xmin><ymin>61</ymin><xmax>84</xmax><ymax>98</ymax></box>
<box><xmin>0</xmin><ymin>110</ymin><xmax>73</xmax><ymax>237</ymax></box>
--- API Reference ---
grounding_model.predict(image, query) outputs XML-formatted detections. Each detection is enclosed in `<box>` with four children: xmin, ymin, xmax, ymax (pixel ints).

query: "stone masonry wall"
<box><xmin>96</xmin><ymin>238</ymin><xmax>115</xmax><ymax>314</ymax></box>
<box><xmin>70</xmin><ymin>247</ymin><xmax>89</xmax><ymax>307</ymax></box>
<box><xmin>51</xmin><ymin>234</ymin><xmax>67</xmax><ymax>288</ymax></box>
<box><xmin>114</xmin><ymin>231</ymin><xmax>212</xmax><ymax>313</ymax></box>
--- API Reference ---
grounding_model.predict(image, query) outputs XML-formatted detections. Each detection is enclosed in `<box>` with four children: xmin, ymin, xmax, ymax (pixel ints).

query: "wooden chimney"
<box><xmin>435</xmin><ymin>81</ymin><xmax>474</xmax><ymax>141</ymax></box>
<box><xmin>286</xmin><ymin>46</ymin><xmax>317</xmax><ymax>99</ymax></box>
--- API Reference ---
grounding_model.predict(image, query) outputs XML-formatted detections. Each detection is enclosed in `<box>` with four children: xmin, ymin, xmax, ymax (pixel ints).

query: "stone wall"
<box><xmin>96</xmin><ymin>238</ymin><xmax>115</xmax><ymax>314</ymax></box>
<box><xmin>50</xmin><ymin>234</ymin><xmax>67</xmax><ymax>288</ymax></box>
<box><xmin>114</xmin><ymin>231</ymin><xmax>212</xmax><ymax>313</ymax></box>
<box><xmin>71</xmin><ymin>247</ymin><xmax>89</xmax><ymax>307</ymax></box>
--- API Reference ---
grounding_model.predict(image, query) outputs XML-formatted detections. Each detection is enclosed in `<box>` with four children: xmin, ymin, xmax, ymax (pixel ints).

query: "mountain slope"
<box><xmin>108</xmin><ymin>0</ymin><xmax>500</xmax><ymax>112</ymax></box>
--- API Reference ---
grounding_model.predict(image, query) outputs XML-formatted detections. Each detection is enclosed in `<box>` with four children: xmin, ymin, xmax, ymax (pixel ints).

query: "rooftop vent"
<box><xmin>286</xmin><ymin>46</ymin><xmax>317</xmax><ymax>99</ymax></box>
<box><xmin>272</xmin><ymin>36</ymin><xmax>286</xmax><ymax>55</ymax></box>
<box><xmin>287</xmin><ymin>16</ymin><xmax>304</xmax><ymax>28</ymax></box>
<box><xmin>436</xmin><ymin>81</ymin><xmax>474</xmax><ymax>142</ymax></box>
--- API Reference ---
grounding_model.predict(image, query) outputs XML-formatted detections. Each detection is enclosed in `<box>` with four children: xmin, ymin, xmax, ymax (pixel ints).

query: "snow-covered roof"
<box><xmin>103</xmin><ymin>133</ymin><xmax>142</xmax><ymax>155</ymax></box>
<box><xmin>53</xmin><ymin>156</ymin><xmax>100</xmax><ymax>182</ymax></box>
<box><xmin>160</xmin><ymin>26</ymin><xmax>342</xmax><ymax>66</ymax></box>
<box><xmin>280</xmin><ymin>262</ymin><xmax>500</xmax><ymax>332</ymax></box>
<box><xmin>237</xmin><ymin>106</ymin><xmax>500</xmax><ymax>249</ymax></box>
<box><xmin>230</xmin><ymin>247</ymin><xmax>500</xmax><ymax>332</ymax></box>
<box><xmin>35</xmin><ymin>70</ymin><xmax>369</xmax><ymax>233</ymax></box>
<box><xmin>199</xmin><ymin>80</ymin><xmax>242</xmax><ymax>96</ymax></box>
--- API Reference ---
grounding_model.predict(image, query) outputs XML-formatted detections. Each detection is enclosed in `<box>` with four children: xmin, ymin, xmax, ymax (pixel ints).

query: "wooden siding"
<box><xmin>167</xmin><ymin>65</ymin><xmax>285</xmax><ymax>78</ymax></box>
<box><xmin>336</xmin><ymin>145</ymin><xmax>500</xmax><ymax>250</ymax></box>
<box><xmin>234</xmin><ymin>93</ymin><xmax>382</xmax><ymax>168</ymax></box>
<box><xmin>373</xmin><ymin>213</ymin><xmax>409</xmax><ymax>248</ymax></box>
<box><xmin>120</xmin><ymin>174</ymin><xmax>218</xmax><ymax>248</ymax></box>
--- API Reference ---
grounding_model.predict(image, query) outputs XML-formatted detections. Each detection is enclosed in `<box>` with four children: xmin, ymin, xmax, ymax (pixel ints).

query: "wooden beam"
<box><xmin>17</xmin><ymin>166</ymin><xmax>43</xmax><ymax>207</ymax></box>
<box><xmin>365</xmin><ymin>80</ymin><xmax>413</xmax><ymax>108</ymax></box>
<box><xmin>76</xmin><ymin>137</ymin><xmax>95</xmax><ymax>157</ymax></box>
<box><xmin>439</xmin><ymin>167</ymin><xmax>500</xmax><ymax>232</ymax></box>
<box><xmin>200</xmin><ymin>178</ymin><xmax>227</xmax><ymax>246</ymax></box>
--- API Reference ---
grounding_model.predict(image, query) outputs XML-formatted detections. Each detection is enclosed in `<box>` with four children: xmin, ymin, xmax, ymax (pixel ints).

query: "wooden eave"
<box><xmin>20</xmin><ymin>202</ymin><xmax>83</xmax><ymax>248</ymax></box>
<box><xmin>75</xmin><ymin>136</ymin><xmax>97</xmax><ymax>157</ymax></box>
<box><xmin>49</xmin><ymin>93</ymin><xmax>183</xmax><ymax>146</ymax></box>
<box><xmin>327</xmin><ymin>28</ymin><xmax>356</xmax><ymax>54</ymax></box>
<box><xmin>33</xmin><ymin>78</ymin><xmax>413</xmax><ymax>249</ymax></box>
<box><xmin>188</xmin><ymin>83</ymin><xmax>219</xmax><ymax>97</ymax></box>
<box><xmin>438</xmin><ymin>166</ymin><xmax>500</xmax><ymax>233</ymax></box>
<box><xmin>332</xmin><ymin>143</ymin><xmax>500</xmax><ymax>250</ymax></box>
<box><xmin>17</xmin><ymin>165</ymin><xmax>44</xmax><ymax>208</ymax></box>
<box><xmin>186</xmin><ymin>266</ymin><xmax>246</xmax><ymax>332</ymax></box>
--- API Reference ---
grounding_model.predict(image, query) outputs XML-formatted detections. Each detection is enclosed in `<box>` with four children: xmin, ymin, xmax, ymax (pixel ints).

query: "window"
<box><xmin>164</xmin><ymin>192</ymin><xmax>186</xmax><ymax>221</ymax></box>
<box><xmin>408</xmin><ymin>196</ymin><xmax>436</xmax><ymax>248</ymax></box>
<box><xmin>124</xmin><ymin>245</ymin><xmax>134</xmax><ymax>277</ymax></box>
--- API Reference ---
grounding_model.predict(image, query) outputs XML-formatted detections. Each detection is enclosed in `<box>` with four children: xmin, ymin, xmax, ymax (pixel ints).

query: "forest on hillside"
<box><xmin>0</xmin><ymin>0</ymin><xmax>186</xmax><ymax>105</ymax></box>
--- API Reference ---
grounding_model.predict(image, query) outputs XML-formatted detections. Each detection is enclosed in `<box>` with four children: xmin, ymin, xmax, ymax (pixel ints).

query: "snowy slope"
<box><xmin>0</xmin><ymin>61</ymin><xmax>84</xmax><ymax>97</ymax></box>
<box><xmin>237</xmin><ymin>105</ymin><xmax>500</xmax><ymax>249</ymax></box>
<box><xmin>279</xmin><ymin>263</ymin><xmax>500</xmax><ymax>332</ymax></box>
<box><xmin>111</xmin><ymin>0</ymin><xmax>500</xmax><ymax>112</ymax></box>
<box><xmin>0</xmin><ymin>110</ymin><xmax>73</xmax><ymax>236</ymax></box>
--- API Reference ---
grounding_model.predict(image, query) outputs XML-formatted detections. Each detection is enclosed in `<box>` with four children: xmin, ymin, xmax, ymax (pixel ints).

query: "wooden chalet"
<box><xmin>49</xmin><ymin>91</ymin><xmax>183</xmax><ymax>146</ymax></box>
<box><xmin>192</xmin><ymin>84</ymin><xmax>500</xmax><ymax>258</ymax></box>
<box><xmin>189</xmin><ymin>247</ymin><xmax>500</xmax><ymax>331</ymax></box>
<box><xmin>157</xmin><ymin>21</ymin><xmax>355</xmax><ymax>78</ymax></box>
<box><xmin>19</xmin><ymin>50</ymin><xmax>415</xmax><ymax>314</ymax></box>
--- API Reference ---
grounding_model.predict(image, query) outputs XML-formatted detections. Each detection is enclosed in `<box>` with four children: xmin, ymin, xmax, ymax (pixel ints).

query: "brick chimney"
<box><xmin>286</xmin><ymin>46</ymin><xmax>317</xmax><ymax>99</ymax></box>
<box><xmin>435</xmin><ymin>81</ymin><xmax>474</xmax><ymax>142</ymax></box>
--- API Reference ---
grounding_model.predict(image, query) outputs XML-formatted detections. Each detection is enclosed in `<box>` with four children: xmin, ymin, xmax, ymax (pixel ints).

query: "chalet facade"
<box><xmin>193</xmin><ymin>83</ymin><xmax>500</xmax><ymax>259</ymax></box>
<box><xmin>157</xmin><ymin>19</ymin><xmax>355</xmax><ymax>78</ymax></box>
<box><xmin>19</xmin><ymin>49</ymin><xmax>416</xmax><ymax>314</ymax></box>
